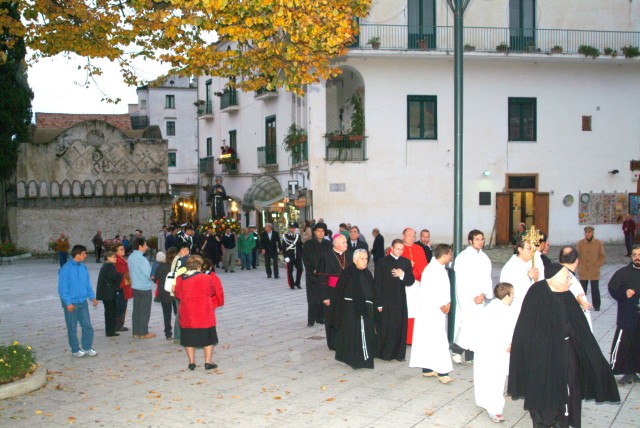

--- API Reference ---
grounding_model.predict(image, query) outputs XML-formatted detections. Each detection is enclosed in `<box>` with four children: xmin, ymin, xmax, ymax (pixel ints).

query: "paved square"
<box><xmin>0</xmin><ymin>248</ymin><xmax>637</xmax><ymax>427</ymax></box>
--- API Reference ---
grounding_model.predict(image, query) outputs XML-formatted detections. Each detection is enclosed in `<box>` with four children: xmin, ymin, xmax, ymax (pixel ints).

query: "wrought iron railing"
<box><xmin>220</xmin><ymin>90</ymin><xmax>238</xmax><ymax>109</ymax></box>
<box><xmin>291</xmin><ymin>142</ymin><xmax>308</xmax><ymax>165</ymax></box>
<box><xmin>353</xmin><ymin>25</ymin><xmax>640</xmax><ymax>54</ymax></box>
<box><xmin>257</xmin><ymin>145</ymin><xmax>277</xmax><ymax>167</ymax></box>
<box><xmin>197</xmin><ymin>101</ymin><xmax>213</xmax><ymax>117</ymax></box>
<box><xmin>325</xmin><ymin>136</ymin><xmax>367</xmax><ymax>162</ymax></box>
<box><xmin>130</xmin><ymin>114</ymin><xmax>149</xmax><ymax>130</ymax></box>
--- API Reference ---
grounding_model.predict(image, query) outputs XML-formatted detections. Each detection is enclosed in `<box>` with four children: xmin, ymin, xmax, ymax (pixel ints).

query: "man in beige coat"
<box><xmin>577</xmin><ymin>226</ymin><xmax>606</xmax><ymax>311</ymax></box>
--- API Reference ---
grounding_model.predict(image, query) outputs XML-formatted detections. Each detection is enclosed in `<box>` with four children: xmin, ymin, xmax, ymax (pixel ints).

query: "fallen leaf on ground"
<box><xmin>273</xmin><ymin>396</ymin><xmax>281</xmax><ymax>400</ymax></box>
<box><xmin>35</xmin><ymin>410</ymin><xmax>42</xmax><ymax>414</ymax></box>
<box><xmin>325</xmin><ymin>397</ymin><xmax>335</xmax><ymax>402</ymax></box>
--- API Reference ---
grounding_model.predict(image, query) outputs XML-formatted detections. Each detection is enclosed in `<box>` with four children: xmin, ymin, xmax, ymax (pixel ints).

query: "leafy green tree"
<box><xmin>0</xmin><ymin>1</ymin><xmax>33</xmax><ymax>242</ymax></box>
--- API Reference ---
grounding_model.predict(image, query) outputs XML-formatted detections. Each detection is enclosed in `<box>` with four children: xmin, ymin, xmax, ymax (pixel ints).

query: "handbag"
<box><xmin>123</xmin><ymin>272</ymin><xmax>131</xmax><ymax>287</ymax></box>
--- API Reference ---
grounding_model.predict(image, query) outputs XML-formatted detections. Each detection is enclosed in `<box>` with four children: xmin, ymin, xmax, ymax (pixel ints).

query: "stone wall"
<box><xmin>17</xmin><ymin>204</ymin><xmax>168</xmax><ymax>253</ymax></box>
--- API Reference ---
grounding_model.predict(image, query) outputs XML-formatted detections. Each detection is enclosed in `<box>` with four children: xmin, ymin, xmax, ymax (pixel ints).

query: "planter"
<box><xmin>0</xmin><ymin>365</ymin><xmax>47</xmax><ymax>400</ymax></box>
<box><xmin>418</xmin><ymin>40</ymin><xmax>427</xmax><ymax>50</ymax></box>
<box><xmin>371</xmin><ymin>42</ymin><xmax>380</xmax><ymax>50</ymax></box>
<box><xmin>218</xmin><ymin>158</ymin><xmax>240</xmax><ymax>165</ymax></box>
<box><xmin>0</xmin><ymin>253</ymin><xmax>32</xmax><ymax>265</ymax></box>
<box><xmin>550</xmin><ymin>47</ymin><xmax>563</xmax><ymax>54</ymax></box>
<box><xmin>464</xmin><ymin>46</ymin><xmax>475</xmax><ymax>52</ymax></box>
<box><xmin>348</xmin><ymin>135</ymin><xmax>364</xmax><ymax>142</ymax></box>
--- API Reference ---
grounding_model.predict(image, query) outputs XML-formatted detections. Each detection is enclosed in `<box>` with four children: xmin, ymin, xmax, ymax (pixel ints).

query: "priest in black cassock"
<box><xmin>609</xmin><ymin>245</ymin><xmax>640</xmax><ymax>385</ymax></box>
<box><xmin>374</xmin><ymin>238</ymin><xmax>415</xmax><ymax>361</ymax></box>
<box><xmin>302</xmin><ymin>222</ymin><xmax>331</xmax><ymax>327</ymax></box>
<box><xmin>332</xmin><ymin>249</ymin><xmax>376</xmax><ymax>369</ymax></box>
<box><xmin>508</xmin><ymin>263</ymin><xmax>619</xmax><ymax>428</ymax></box>
<box><xmin>317</xmin><ymin>234</ymin><xmax>351</xmax><ymax>350</ymax></box>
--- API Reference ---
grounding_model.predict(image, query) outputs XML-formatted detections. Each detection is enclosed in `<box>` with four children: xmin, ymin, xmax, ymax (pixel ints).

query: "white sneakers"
<box><xmin>72</xmin><ymin>349</ymin><xmax>97</xmax><ymax>357</ymax></box>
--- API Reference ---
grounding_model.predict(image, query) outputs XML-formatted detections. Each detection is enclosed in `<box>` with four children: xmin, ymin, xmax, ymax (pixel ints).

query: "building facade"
<box><xmin>196</xmin><ymin>0</ymin><xmax>640</xmax><ymax>243</ymax></box>
<box><xmin>132</xmin><ymin>75</ymin><xmax>199</xmax><ymax>224</ymax></box>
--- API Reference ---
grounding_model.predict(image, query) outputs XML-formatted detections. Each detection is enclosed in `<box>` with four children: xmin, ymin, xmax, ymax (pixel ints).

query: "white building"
<box><xmin>196</xmin><ymin>0</ymin><xmax>640</xmax><ymax>245</ymax></box>
<box><xmin>132</xmin><ymin>75</ymin><xmax>199</xmax><ymax>224</ymax></box>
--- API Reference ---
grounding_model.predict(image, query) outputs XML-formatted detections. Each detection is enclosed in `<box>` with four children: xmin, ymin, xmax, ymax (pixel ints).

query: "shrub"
<box><xmin>578</xmin><ymin>45</ymin><xmax>600</xmax><ymax>59</ymax></box>
<box><xmin>0</xmin><ymin>241</ymin><xmax>25</xmax><ymax>257</ymax></box>
<box><xmin>0</xmin><ymin>342</ymin><xmax>37</xmax><ymax>385</ymax></box>
<box><xmin>621</xmin><ymin>45</ymin><xmax>639</xmax><ymax>59</ymax></box>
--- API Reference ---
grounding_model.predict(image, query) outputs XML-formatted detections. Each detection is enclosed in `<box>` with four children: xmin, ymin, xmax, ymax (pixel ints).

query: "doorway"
<box><xmin>496</xmin><ymin>174</ymin><xmax>549</xmax><ymax>245</ymax></box>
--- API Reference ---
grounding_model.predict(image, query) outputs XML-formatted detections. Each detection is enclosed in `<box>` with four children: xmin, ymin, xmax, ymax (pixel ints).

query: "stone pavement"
<box><xmin>0</xmin><ymin>244</ymin><xmax>638</xmax><ymax>427</ymax></box>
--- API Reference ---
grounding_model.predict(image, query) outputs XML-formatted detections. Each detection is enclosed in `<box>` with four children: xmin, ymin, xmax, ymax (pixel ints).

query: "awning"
<box><xmin>242</xmin><ymin>176</ymin><xmax>286</xmax><ymax>211</ymax></box>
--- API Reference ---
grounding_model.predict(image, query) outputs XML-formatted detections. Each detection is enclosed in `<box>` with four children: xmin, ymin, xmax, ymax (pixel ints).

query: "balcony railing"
<box><xmin>197</xmin><ymin>101</ymin><xmax>214</xmax><ymax>118</ymax></box>
<box><xmin>222</xmin><ymin>162</ymin><xmax>238</xmax><ymax>173</ymax></box>
<box><xmin>325</xmin><ymin>135</ymin><xmax>367</xmax><ymax>162</ymax></box>
<box><xmin>291</xmin><ymin>142</ymin><xmax>308</xmax><ymax>165</ymax></box>
<box><xmin>353</xmin><ymin>25</ymin><xmax>640</xmax><ymax>54</ymax></box>
<box><xmin>220</xmin><ymin>90</ymin><xmax>238</xmax><ymax>110</ymax></box>
<box><xmin>130</xmin><ymin>114</ymin><xmax>149</xmax><ymax>130</ymax></box>
<box><xmin>257</xmin><ymin>145</ymin><xmax>277</xmax><ymax>167</ymax></box>
<box><xmin>199</xmin><ymin>156</ymin><xmax>215</xmax><ymax>176</ymax></box>
<box><xmin>255</xmin><ymin>87</ymin><xmax>278</xmax><ymax>100</ymax></box>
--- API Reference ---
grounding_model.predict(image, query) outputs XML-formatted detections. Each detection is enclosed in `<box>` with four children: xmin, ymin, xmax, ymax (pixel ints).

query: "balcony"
<box><xmin>352</xmin><ymin>24</ymin><xmax>640</xmax><ymax>54</ymax></box>
<box><xmin>291</xmin><ymin>141</ymin><xmax>308</xmax><ymax>166</ymax></box>
<box><xmin>220</xmin><ymin>89</ymin><xmax>239</xmax><ymax>112</ymax></box>
<box><xmin>255</xmin><ymin>87</ymin><xmax>278</xmax><ymax>101</ymax></box>
<box><xmin>325</xmin><ymin>135</ymin><xmax>367</xmax><ymax>162</ymax></box>
<box><xmin>257</xmin><ymin>145</ymin><xmax>277</xmax><ymax>168</ymax></box>
<box><xmin>197</xmin><ymin>101</ymin><xmax>214</xmax><ymax>120</ymax></box>
<box><xmin>199</xmin><ymin>156</ymin><xmax>215</xmax><ymax>176</ymax></box>
<box><xmin>130</xmin><ymin>114</ymin><xmax>149</xmax><ymax>130</ymax></box>
<box><xmin>218</xmin><ymin>154</ymin><xmax>239</xmax><ymax>173</ymax></box>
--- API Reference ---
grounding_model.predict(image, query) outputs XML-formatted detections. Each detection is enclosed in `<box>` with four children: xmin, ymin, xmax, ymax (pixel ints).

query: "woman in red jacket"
<box><xmin>201</xmin><ymin>259</ymin><xmax>225</xmax><ymax>345</ymax></box>
<box><xmin>174</xmin><ymin>255</ymin><xmax>217</xmax><ymax>371</ymax></box>
<box><xmin>114</xmin><ymin>244</ymin><xmax>132</xmax><ymax>332</ymax></box>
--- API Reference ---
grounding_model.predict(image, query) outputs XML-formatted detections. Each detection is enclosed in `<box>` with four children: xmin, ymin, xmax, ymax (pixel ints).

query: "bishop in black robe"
<box><xmin>374</xmin><ymin>253</ymin><xmax>415</xmax><ymax>361</ymax></box>
<box><xmin>508</xmin><ymin>264</ymin><xmax>619</xmax><ymax>428</ymax></box>
<box><xmin>317</xmin><ymin>245</ymin><xmax>352</xmax><ymax>350</ymax></box>
<box><xmin>332</xmin><ymin>263</ymin><xmax>376</xmax><ymax>369</ymax></box>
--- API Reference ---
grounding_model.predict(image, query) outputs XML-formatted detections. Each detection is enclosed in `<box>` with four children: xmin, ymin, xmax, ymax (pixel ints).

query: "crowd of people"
<box><xmin>55</xmin><ymin>218</ymin><xmax>639</xmax><ymax>427</ymax></box>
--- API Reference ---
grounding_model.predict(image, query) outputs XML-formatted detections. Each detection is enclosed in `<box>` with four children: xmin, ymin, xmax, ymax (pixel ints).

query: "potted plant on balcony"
<box><xmin>464</xmin><ymin>44</ymin><xmax>475</xmax><ymax>52</ymax></box>
<box><xmin>367</xmin><ymin>36</ymin><xmax>381</xmax><ymax>50</ymax></box>
<box><xmin>283</xmin><ymin>123</ymin><xmax>307</xmax><ymax>152</ymax></box>
<box><xmin>348</xmin><ymin>89</ymin><xmax>365</xmax><ymax>145</ymax></box>
<box><xmin>194</xmin><ymin>99</ymin><xmax>205</xmax><ymax>106</ymax></box>
<box><xmin>578</xmin><ymin>45</ymin><xmax>600</xmax><ymax>59</ymax></box>
<box><xmin>603</xmin><ymin>47</ymin><xmax>618</xmax><ymax>57</ymax></box>
<box><xmin>550</xmin><ymin>45</ymin><xmax>563</xmax><ymax>54</ymax></box>
<box><xmin>418</xmin><ymin>39</ymin><xmax>428</xmax><ymax>50</ymax></box>
<box><xmin>621</xmin><ymin>45</ymin><xmax>639</xmax><ymax>58</ymax></box>
<box><xmin>496</xmin><ymin>42</ymin><xmax>509</xmax><ymax>53</ymax></box>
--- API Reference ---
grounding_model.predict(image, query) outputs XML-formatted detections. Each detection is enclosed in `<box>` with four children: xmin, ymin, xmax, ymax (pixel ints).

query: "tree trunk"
<box><xmin>0</xmin><ymin>177</ymin><xmax>12</xmax><ymax>243</ymax></box>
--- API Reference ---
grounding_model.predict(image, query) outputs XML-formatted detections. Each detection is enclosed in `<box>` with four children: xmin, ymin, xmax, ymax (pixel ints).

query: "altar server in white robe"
<box><xmin>473</xmin><ymin>282</ymin><xmax>515</xmax><ymax>424</ymax></box>
<box><xmin>499</xmin><ymin>238</ymin><xmax>539</xmax><ymax>319</ymax></box>
<box><xmin>452</xmin><ymin>229</ymin><xmax>493</xmax><ymax>363</ymax></box>
<box><xmin>410</xmin><ymin>244</ymin><xmax>454</xmax><ymax>384</ymax></box>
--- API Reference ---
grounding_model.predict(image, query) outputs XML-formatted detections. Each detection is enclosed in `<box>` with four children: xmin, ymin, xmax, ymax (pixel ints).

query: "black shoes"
<box><xmin>106</xmin><ymin>333</ymin><xmax>120</xmax><ymax>337</ymax></box>
<box><xmin>118</xmin><ymin>327</ymin><xmax>129</xmax><ymax>332</ymax></box>
<box><xmin>618</xmin><ymin>374</ymin><xmax>636</xmax><ymax>385</ymax></box>
<box><xmin>188</xmin><ymin>363</ymin><xmax>196</xmax><ymax>371</ymax></box>
<box><xmin>205</xmin><ymin>363</ymin><xmax>218</xmax><ymax>370</ymax></box>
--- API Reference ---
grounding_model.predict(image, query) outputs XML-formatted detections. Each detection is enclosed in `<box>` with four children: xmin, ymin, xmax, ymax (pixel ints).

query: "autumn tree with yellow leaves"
<box><xmin>1</xmin><ymin>0</ymin><xmax>372</xmax><ymax>94</ymax></box>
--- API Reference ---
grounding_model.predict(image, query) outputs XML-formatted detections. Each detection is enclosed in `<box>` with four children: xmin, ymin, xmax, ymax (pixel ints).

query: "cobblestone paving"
<box><xmin>0</xmin><ymin>244</ymin><xmax>637</xmax><ymax>427</ymax></box>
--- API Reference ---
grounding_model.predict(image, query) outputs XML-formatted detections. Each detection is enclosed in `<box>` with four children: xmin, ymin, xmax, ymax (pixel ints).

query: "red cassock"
<box><xmin>399</xmin><ymin>244</ymin><xmax>428</xmax><ymax>344</ymax></box>
<box><xmin>175</xmin><ymin>273</ymin><xmax>216</xmax><ymax>329</ymax></box>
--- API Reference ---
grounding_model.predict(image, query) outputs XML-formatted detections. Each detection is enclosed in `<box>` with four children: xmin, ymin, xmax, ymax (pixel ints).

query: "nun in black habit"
<box><xmin>508</xmin><ymin>263</ymin><xmax>619</xmax><ymax>428</ymax></box>
<box><xmin>332</xmin><ymin>249</ymin><xmax>377</xmax><ymax>369</ymax></box>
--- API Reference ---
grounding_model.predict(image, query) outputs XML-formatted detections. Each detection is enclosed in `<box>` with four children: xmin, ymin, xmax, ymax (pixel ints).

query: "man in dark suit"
<box><xmin>345</xmin><ymin>226</ymin><xmax>369</xmax><ymax>261</ymax></box>
<box><xmin>260</xmin><ymin>223</ymin><xmax>282</xmax><ymax>279</ymax></box>
<box><xmin>371</xmin><ymin>228</ymin><xmax>385</xmax><ymax>264</ymax></box>
<box><xmin>417</xmin><ymin>229</ymin><xmax>433</xmax><ymax>263</ymax></box>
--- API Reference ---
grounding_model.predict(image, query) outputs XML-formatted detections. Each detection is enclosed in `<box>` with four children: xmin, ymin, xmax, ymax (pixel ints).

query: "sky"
<box><xmin>27</xmin><ymin>54</ymin><xmax>169</xmax><ymax>118</ymax></box>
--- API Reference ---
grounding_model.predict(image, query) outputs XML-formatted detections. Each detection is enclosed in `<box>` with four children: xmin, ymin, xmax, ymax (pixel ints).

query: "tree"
<box><xmin>1</xmin><ymin>0</ymin><xmax>372</xmax><ymax>95</ymax></box>
<box><xmin>0</xmin><ymin>1</ymin><xmax>33</xmax><ymax>242</ymax></box>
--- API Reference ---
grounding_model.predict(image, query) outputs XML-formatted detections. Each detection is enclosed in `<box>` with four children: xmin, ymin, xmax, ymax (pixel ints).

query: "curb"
<box><xmin>0</xmin><ymin>253</ymin><xmax>32</xmax><ymax>264</ymax></box>
<box><xmin>0</xmin><ymin>365</ymin><xmax>47</xmax><ymax>400</ymax></box>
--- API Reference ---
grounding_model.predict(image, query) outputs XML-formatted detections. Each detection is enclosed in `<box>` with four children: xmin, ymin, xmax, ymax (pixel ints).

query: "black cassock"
<box><xmin>608</xmin><ymin>264</ymin><xmax>640</xmax><ymax>375</ymax></box>
<box><xmin>374</xmin><ymin>254</ymin><xmax>415</xmax><ymax>360</ymax></box>
<box><xmin>508</xmin><ymin>280</ymin><xmax>619</xmax><ymax>428</ymax></box>
<box><xmin>208</xmin><ymin>184</ymin><xmax>226</xmax><ymax>219</ymax></box>
<box><xmin>317</xmin><ymin>250</ymin><xmax>352</xmax><ymax>350</ymax></box>
<box><xmin>332</xmin><ymin>264</ymin><xmax>376</xmax><ymax>369</ymax></box>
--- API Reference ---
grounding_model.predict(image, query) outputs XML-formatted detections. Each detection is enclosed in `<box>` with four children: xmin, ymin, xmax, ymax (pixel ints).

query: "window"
<box><xmin>509</xmin><ymin>0</ymin><xmax>535</xmax><ymax>51</ymax></box>
<box><xmin>206</xmin><ymin>137</ymin><xmax>213</xmax><ymax>157</ymax></box>
<box><xmin>407</xmin><ymin>95</ymin><xmax>437</xmax><ymax>140</ymax></box>
<box><xmin>165</xmin><ymin>95</ymin><xmax>175</xmax><ymax>109</ymax></box>
<box><xmin>166</xmin><ymin>121</ymin><xmax>176</xmax><ymax>136</ymax></box>
<box><xmin>408</xmin><ymin>0</ymin><xmax>436</xmax><ymax>49</ymax></box>
<box><xmin>582</xmin><ymin>116</ymin><xmax>592</xmax><ymax>132</ymax></box>
<box><xmin>508</xmin><ymin>97</ymin><xmax>536</xmax><ymax>141</ymax></box>
<box><xmin>229</xmin><ymin>130</ymin><xmax>237</xmax><ymax>152</ymax></box>
<box><xmin>265</xmin><ymin>116</ymin><xmax>276</xmax><ymax>147</ymax></box>
<box><xmin>168</xmin><ymin>152</ymin><xmax>177</xmax><ymax>167</ymax></box>
<box><xmin>140</xmin><ymin>99</ymin><xmax>147</xmax><ymax>109</ymax></box>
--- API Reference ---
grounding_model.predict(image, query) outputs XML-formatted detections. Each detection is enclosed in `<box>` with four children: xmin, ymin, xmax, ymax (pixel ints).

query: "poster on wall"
<box><xmin>629</xmin><ymin>193</ymin><xmax>640</xmax><ymax>224</ymax></box>
<box><xmin>578</xmin><ymin>192</ymin><xmax>628</xmax><ymax>225</ymax></box>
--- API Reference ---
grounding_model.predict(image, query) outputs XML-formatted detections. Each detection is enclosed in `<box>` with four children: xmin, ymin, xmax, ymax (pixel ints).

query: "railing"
<box><xmin>222</xmin><ymin>162</ymin><xmax>238</xmax><ymax>173</ymax></box>
<box><xmin>220</xmin><ymin>90</ymin><xmax>238</xmax><ymax>109</ymax></box>
<box><xmin>325</xmin><ymin>136</ymin><xmax>367</xmax><ymax>162</ymax></box>
<box><xmin>291</xmin><ymin>142</ymin><xmax>308</xmax><ymax>165</ymax></box>
<box><xmin>197</xmin><ymin>101</ymin><xmax>213</xmax><ymax>117</ymax></box>
<box><xmin>199</xmin><ymin>156</ymin><xmax>215</xmax><ymax>176</ymax></box>
<box><xmin>353</xmin><ymin>25</ymin><xmax>640</xmax><ymax>54</ymax></box>
<box><xmin>257</xmin><ymin>145</ymin><xmax>277</xmax><ymax>167</ymax></box>
<box><xmin>130</xmin><ymin>114</ymin><xmax>149</xmax><ymax>130</ymax></box>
